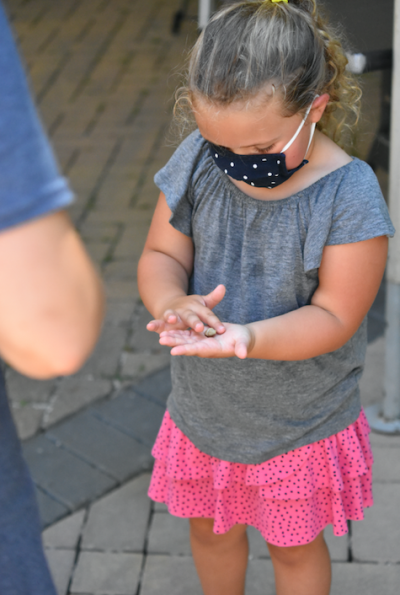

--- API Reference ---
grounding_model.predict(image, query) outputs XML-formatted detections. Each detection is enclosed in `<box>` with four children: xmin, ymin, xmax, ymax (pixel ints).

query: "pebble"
<box><xmin>205</xmin><ymin>327</ymin><xmax>217</xmax><ymax>337</ymax></box>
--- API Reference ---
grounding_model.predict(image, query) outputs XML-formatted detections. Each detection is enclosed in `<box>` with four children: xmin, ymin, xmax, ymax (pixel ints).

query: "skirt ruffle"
<box><xmin>148</xmin><ymin>409</ymin><xmax>373</xmax><ymax>547</ymax></box>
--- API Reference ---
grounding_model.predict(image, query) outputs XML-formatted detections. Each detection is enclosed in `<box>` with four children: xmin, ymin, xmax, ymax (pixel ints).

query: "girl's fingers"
<box><xmin>146</xmin><ymin>319</ymin><xmax>164</xmax><ymax>332</ymax></box>
<box><xmin>169</xmin><ymin>341</ymin><xmax>211</xmax><ymax>356</ymax></box>
<box><xmin>147</xmin><ymin>318</ymin><xmax>186</xmax><ymax>333</ymax></box>
<box><xmin>234</xmin><ymin>340</ymin><xmax>248</xmax><ymax>360</ymax></box>
<box><xmin>179</xmin><ymin>308</ymin><xmax>220</xmax><ymax>333</ymax></box>
<box><xmin>149</xmin><ymin>299</ymin><xmax>226</xmax><ymax>337</ymax></box>
<box><xmin>181</xmin><ymin>305</ymin><xmax>225</xmax><ymax>334</ymax></box>
<box><xmin>163</xmin><ymin>310</ymin><xmax>179</xmax><ymax>324</ymax></box>
<box><xmin>170</xmin><ymin>345</ymin><xmax>195</xmax><ymax>356</ymax></box>
<box><xmin>160</xmin><ymin>323</ymin><xmax>251</xmax><ymax>359</ymax></box>
<box><xmin>159</xmin><ymin>330</ymin><xmax>198</xmax><ymax>346</ymax></box>
<box><xmin>203</xmin><ymin>284</ymin><xmax>226</xmax><ymax>311</ymax></box>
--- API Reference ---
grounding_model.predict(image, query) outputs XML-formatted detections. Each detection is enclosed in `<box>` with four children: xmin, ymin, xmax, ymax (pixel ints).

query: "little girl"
<box><xmin>138</xmin><ymin>1</ymin><xmax>395</xmax><ymax>594</ymax></box>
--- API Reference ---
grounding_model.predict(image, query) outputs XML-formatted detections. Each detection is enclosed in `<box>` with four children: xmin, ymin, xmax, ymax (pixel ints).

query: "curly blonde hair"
<box><xmin>174</xmin><ymin>0</ymin><xmax>361</xmax><ymax>146</ymax></box>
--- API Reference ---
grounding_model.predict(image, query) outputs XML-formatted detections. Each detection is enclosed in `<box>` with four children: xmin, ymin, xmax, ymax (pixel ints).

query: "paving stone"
<box><xmin>148</xmin><ymin>512</ymin><xmax>191</xmax><ymax>555</ymax></box>
<box><xmin>129</xmin><ymin>305</ymin><xmax>171</xmax><ymax>354</ymax></box>
<box><xmin>330</xmin><ymin>562</ymin><xmax>400</xmax><ymax>595</ymax></box>
<box><xmin>42</xmin><ymin>509</ymin><xmax>86</xmax><ymax>549</ymax></box>
<box><xmin>12</xmin><ymin>405</ymin><xmax>43</xmax><ymax>440</ymax></box>
<box><xmin>92</xmin><ymin>180</ymin><xmax>134</xmax><ymax>210</ymax></box>
<box><xmin>324</xmin><ymin>524</ymin><xmax>349</xmax><ymax>562</ymax></box>
<box><xmin>48</xmin><ymin>410</ymin><xmax>151</xmax><ymax>481</ymax></box>
<box><xmin>153</xmin><ymin>501</ymin><xmax>168</xmax><ymax>512</ymax></box>
<box><xmin>35</xmin><ymin>485</ymin><xmax>70</xmax><ymax>528</ymax></box>
<box><xmin>245</xmin><ymin>559</ymin><xmax>276</xmax><ymax>595</ymax></box>
<box><xmin>78</xmin><ymin>322</ymin><xmax>128</xmax><ymax>377</ymax></box>
<box><xmin>80</xmin><ymin>220</ymin><xmax>119</xmax><ymax>243</ymax></box>
<box><xmin>23</xmin><ymin>435</ymin><xmax>116</xmax><ymax>510</ymax></box>
<box><xmin>93</xmin><ymin>390</ymin><xmax>164</xmax><ymax>445</ymax></box>
<box><xmin>43</xmin><ymin>376</ymin><xmax>112</xmax><ymax>428</ymax></box>
<box><xmin>81</xmin><ymin>474</ymin><xmax>151</xmax><ymax>552</ymax></box>
<box><xmin>369</xmin><ymin>431</ymin><xmax>400</xmax><ymax>448</ymax></box>
<box><xmin>140</xmin><ymin>555</ymin><xmax>203</xmax><ymax>595</ymax></box>
<box><xmin>105</xmin><ymin>301</ymin><xmax>135</xmax><ymax>325</ymax></box>
<box><xmin>120</xmin><ymin>351</ymin><xmax>171</xmax><ymax>379</ymax></box>
<box><xmin>370</xmin><ymin>444</ymin><xmax>400</xmax><ymax>481</ymax></box>
<box><xmin>6</xmin><ymin>368</ymin><xmax>54</xmax><ymax>438</ymax></box>
<box><xmin>45</xmin><ymin>548</ymin><xmax>76</xmax><ymax>595</ymax></box>
<box><xmin>105</xmin><ymin>279</ymin><xmax>140</xmax><ymax>302</ymax></box>
<box><xmin>103</xmin><ymin>259</ymin><xmax>137</xmax><ymax>281</ymax></box>
<box><xmin>85</xmin><ymin>240</ymin><xmax>111</xmax><ymax>264</ymax></box>
<box><xmin>246</xmin><ymin>558</ymin><xmax>397</xmax><ymax>595</ymax></box>
<box><xmin>352</xmin><ymin>483</ymin><xmax>400</xmax><ymax>562</ymax></box>
<box><xmin>133</xmin><ymin>366</ymin><xmax>172</xmax><ymax>405</ymax></box>
<box><xmin>5</xmin><ymin>368</ymin><xmax>55</xmax><ymax>405</ymax></box>
<box><xmin>71</xmin><ymin>551</ymin><xmax>142</xmax><ymax>595</ymax></box>
<box><xmin>359</xmin><ymin>336</ymin><xmax>385</xmax><ymax>408</ymax></box>
<box><xmin>113</xmin><ymin>220</ymin><xmax>152</xmax><ymax>259</ymax></box>
<box><xmin>248</xmin><ymin>526</ymin><xmax>269</xmax><ymax>559</ymax></box>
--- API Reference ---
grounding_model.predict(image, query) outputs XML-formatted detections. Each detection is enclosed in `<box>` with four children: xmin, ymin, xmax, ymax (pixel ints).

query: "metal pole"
<box><xmin>198</xmin><ymin>0</ymin><xmax>214</xmax><ymax>30</ymax></box>
<box><xmin>366</xmin><ymin>0</ymin><xmax>400</xmax><ymax>433</ymax></box>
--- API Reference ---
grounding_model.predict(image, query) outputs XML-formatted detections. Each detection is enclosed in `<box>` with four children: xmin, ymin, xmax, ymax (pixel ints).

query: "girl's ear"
<box><xmin>309</xmin><ymin>93</ymin><xmax>330</xmax><ymax>123</ymax></box>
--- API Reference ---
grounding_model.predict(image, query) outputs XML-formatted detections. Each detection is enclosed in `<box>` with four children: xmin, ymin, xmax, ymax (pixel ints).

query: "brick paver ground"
<box><xmin>2</xmin><ymin>0</ymin><xmax>400</xmax><ymax>594</ymax></box>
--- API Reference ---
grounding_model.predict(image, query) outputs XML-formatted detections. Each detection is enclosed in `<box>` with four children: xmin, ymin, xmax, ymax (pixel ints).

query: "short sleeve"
<box><xmin>154</xmin><ymin>130</ymin><xmax>205</xmax><ymax>236</ymax></box>
<box><xmin>303</xmin><ymin>159</ymin><xmax>395</xmax><ymax>271</ymax></box>
<box><xmin>0</xmin><ymin>5</ymin><xmax>74</xmax><ymax>232</ymax></box>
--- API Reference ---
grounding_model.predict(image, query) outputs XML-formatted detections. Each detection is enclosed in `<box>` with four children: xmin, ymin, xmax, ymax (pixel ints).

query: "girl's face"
<box><xmin>194</xmin><ymin>93</ymin><xmax>328</xmax><ymax>171</ymax></box>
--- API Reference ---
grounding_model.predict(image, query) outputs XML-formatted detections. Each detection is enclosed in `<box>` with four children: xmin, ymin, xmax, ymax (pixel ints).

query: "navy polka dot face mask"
<box><xmin>208</xmin><ymin>102</ymin><xmax>316</xmax><ymax>189</ymax></box>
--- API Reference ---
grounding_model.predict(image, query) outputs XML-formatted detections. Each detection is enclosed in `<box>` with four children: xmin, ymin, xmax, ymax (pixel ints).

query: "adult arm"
<box><xmin>0</xmin><ymin>211</ymin><xmax>104</xmax><ymax>378</ymax></box>
<box><xmin>0</xmin><ymin>5</ymin><xmax>104</xmax><ymax>378</ymax></box>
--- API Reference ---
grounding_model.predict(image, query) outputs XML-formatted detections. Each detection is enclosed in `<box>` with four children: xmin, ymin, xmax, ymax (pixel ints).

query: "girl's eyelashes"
<box><xmin>216</xmin><ymin>143</ymin><xmax>276</xmax><ymax>154</ymax></box>
<box><xmin>255</xmin><ymin>144</ymin><xmax>275</xmax><ymax>153</ymax></box>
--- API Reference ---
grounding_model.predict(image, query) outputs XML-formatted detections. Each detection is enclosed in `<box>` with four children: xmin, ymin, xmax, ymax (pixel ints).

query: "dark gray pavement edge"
<box><xmin>23</xmin><ymin>366</ymin><xmax>171</xmax><ymax>528</ymax></box>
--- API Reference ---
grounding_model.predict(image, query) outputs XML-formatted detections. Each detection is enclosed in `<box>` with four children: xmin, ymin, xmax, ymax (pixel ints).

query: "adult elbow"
<box><xmin>24</xmin><ymin>330</ymin><xmax>101</xmax><ymax>379</ymax></box>
<box><xmin>50</xmin><ymin>312</ymin><xmax>104</xmax><ymax>376</ymax></box>
<box><xmin>49</xmin><ymin>340</ymin><xmax>95</xmax><ymax>376</ymax></box>
<box><xmin>6</xmin><ymin>304</ymin><xmax>104</xmax><ymax>379</ymax></box>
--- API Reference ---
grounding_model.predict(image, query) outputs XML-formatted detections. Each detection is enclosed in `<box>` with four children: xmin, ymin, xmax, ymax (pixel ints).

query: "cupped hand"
<box><xmin>159</xmin><ymin>322</ymin><xmax>254</xmax><ymax>359</ymax></box>
<box><xmin>146</xmin><ymin>284</ymin><xmax>226</xmax><ymax>335</ymax></box>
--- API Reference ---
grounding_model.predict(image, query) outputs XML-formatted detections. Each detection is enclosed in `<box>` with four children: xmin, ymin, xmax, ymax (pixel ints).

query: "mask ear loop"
<box><xmin>304</xmin><ymin>122</ymin><xmax>316</xmax><ymax>158</ymax></box>
<box><xmin>281</xmin><ymin>95</ymin><xmax>319</xmax><ymax>154</ymax></box>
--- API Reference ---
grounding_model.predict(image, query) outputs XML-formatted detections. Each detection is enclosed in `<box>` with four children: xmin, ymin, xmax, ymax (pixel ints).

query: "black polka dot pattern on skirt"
<box><xmin>148</xmin><ymin>410</ymin><xmax>373</xmax><ymax>547</ymax></box>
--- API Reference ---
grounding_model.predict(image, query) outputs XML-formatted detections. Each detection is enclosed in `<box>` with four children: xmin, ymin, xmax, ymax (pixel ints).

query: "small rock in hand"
<box><xmin>204</xmin><ymin>327</ymin><xmax>217</xmax><ymax>337</ymax></box>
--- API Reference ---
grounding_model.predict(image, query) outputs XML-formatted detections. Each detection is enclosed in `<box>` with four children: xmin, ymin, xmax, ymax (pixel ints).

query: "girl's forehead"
<box><xmin>194</xmin><ymin>92</ymin><xmax>284</xmax><ymax>119</ymax></box>
<box><xmin>194</xmin><ymin>95</ymin><xmax>301</xmax><ymax>147</ymax></box>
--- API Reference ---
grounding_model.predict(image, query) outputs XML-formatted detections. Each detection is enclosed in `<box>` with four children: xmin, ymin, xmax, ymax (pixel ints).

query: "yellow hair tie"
<box><xmin>270</xmin><ymin>0</ymin><xmax>289</xmax><ymax>3</ymax></box>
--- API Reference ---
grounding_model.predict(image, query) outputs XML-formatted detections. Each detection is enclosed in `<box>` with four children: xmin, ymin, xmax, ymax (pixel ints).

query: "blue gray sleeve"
<box><xmin>0</xmin><ymin>4</ymin><xmax>73</xmax><ymax>232</ymax></box>
<box><xmin>154</xmin><ymin>131</ymin><xmax>205</xmax><ymax>237</ymax></box>
<box><xmin>303</xmin><ymin>160</ymin><xmax>395</xmax><ymax>271</ymax></box>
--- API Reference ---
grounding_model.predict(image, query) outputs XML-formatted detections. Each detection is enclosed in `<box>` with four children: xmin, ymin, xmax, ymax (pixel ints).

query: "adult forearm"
<box><xmin>0</xmin><ymin>212</ymin><xmax>104</xmax><ymax>378</ymax></box>
<box><xmin>137</xmin><ymin>249</ymin><xmax>189</xmax><ymax>318</ymax></box>
<box><xmin>246</xmin><ymin>305</ymin><xmax>352</xmax><ymax>361</ymax></box>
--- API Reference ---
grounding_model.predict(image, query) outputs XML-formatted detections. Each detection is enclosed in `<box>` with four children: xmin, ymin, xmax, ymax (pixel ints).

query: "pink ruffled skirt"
<box><xmin>148</xmin><ymin>409</ymin><xmax>373</xmax><ymax>547</ymax></box>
